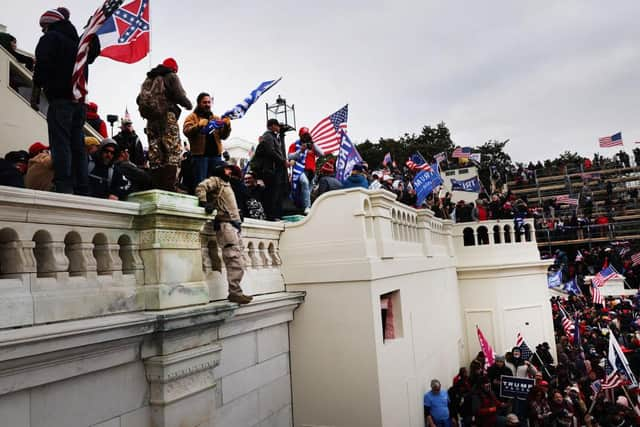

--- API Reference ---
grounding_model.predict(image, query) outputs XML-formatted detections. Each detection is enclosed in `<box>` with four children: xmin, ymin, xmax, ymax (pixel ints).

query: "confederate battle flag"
<box><xmin>96</xmin><ymin>0</ymin><xmax>150</xmax><ymax>64</ymax></box>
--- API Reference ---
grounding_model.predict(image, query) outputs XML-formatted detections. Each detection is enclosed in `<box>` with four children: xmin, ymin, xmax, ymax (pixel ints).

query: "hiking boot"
<box><xmin>228</xmin><ymin>293</ymin><xmax>253</xmax><ymax>305</ymax></box>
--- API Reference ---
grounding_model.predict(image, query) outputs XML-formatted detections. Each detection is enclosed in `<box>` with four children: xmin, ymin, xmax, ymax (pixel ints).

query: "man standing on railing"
<box><xmin>31</xmin><ymin>8</ymin><xmax>99</xmax><ymax>195</ymax></box>
<box><xmin>195</xmin><ymin>162</ymin><xmax>253</xmax><ymax>305</ymax></box>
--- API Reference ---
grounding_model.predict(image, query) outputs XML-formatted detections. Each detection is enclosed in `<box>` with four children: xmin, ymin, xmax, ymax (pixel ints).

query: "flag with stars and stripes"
<box><xmin>309</xmin><ymin>105</ymin><xmax>348</xmax><ymax>154</ymax></box>
<box><xmin>592</xmin><ymin>266</ymin><xmax>616</xmax><ymax>288</ymax></box>
<box><xmin>631</xmin><ymin>252</ymin><xmax>640</xmax><ymax>266</ymax></box>
<box><xmin>591</xmin><ymin>283</ymin><xmax>604</xmax><ymax>305</ymax></box>
<box><xmin>97</xmin><ymin>0</ymin><xmax>150</xmax><ymax>64</ymax></box>
<box><xmin>72</xmin><ymin>0</ymin><xmax>124</xmax><ymax>101</ymax></box>
<box><xmin>599</xmin><ymin>132</ymin><xmax>623</xmax><ymax>148</ymax></box>
<box><xmin>405</xmin><ymin>153</ymin><xmax>431</xmax><ymax>172</ymax></box>
<box><xmin>452</xmin><ymin>147</ymin><xmax>471</xmax><ymax>159</ymax></box>
<box><xmin>604</xmin><ymin>330</ymin><xmax>638</xmax><ymax>388</ymax></box>
<box><xmin>515</xmin><ymin>332</ymin><xmax>533</xmax><ymax>361</ymax></box>
<box><xmin>559</xmin><ymin>306</ymin><xmax>575</xmax><ymax>337</ymax></box>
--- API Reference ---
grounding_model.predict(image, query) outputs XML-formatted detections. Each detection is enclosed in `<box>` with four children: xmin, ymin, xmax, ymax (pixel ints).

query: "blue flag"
<box><xmin>204</xmin><ymin>77</ymin><xmax>282</xmax><ymax>134</ymax></box>
<box><xmin>547</xmin><ymin>269</ymin><xmax>563</xmax><ymax>288</ymax></box>
<box><xmin>563</xmin><ymin>277</ymin><xmax>581</xmax><ymax>294</ymax></box>
<box><xmin>413</xmin><ymin>163</ymin><xmax>443</xmax><ymax>207</ymax></box>
<box><xmin>335</xmin><ymin>132</ymin><xmax>363</xmax><ymax>182</ymax></box>
<box><xmin>451</xmin><ymin>176</ymin><xmax>481</xmax><ymax>192</ymax></box>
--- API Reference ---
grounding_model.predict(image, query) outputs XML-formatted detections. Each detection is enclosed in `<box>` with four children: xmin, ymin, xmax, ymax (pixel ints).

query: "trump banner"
<box><xmin>451</xmin><ymin>176</ymin><xmax>481</xmax><ymax>192</ymax></box>
<box><xmin>414</xmin><ymin>162</ymin><xmax>443</xmax><ymax>206</ymax></box>
<box><xmin>500</xmin><ymin>376</ymin><xmax>535</xmax><ymax>399</ymax></box>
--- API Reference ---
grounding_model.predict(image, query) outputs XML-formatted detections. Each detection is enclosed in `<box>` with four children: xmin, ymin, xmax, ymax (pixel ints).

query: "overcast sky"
<box><xmin>4</xmin><ymin>1</ymin><xmax>640</xmax><ymax>162</ymax></box>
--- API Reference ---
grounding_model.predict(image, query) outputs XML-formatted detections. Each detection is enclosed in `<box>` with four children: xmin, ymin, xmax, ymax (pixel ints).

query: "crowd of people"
<box><xmin>425</xmin><ymin>291</ymin><xmax>640</xmax><ymax>426</ymax></box>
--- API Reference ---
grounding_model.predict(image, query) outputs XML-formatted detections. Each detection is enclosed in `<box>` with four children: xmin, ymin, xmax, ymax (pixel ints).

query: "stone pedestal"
<box><xmin>128</xmin><ymin>190</ymin><xmax>210</xmax><ymax>310</ymax></box>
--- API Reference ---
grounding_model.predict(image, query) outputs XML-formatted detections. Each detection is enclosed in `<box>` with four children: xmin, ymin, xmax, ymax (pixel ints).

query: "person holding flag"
<box><xmin>183</xmin><ymin>92</ymin><xmax>232</xmax><ymax>186</ymax></box>
<box><xmin>31</xmin><ymin>7</ymin><xmax>102</xmax><ymax>195</ymax></box>
<box><xmin>288</xmin><ymin>127</ymin><xmax>324</xmax><ymax>214</ymax></box>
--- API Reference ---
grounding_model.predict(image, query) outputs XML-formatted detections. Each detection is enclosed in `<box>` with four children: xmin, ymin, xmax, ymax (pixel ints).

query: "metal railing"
<box><xmin>535</xmin><ymin>219</ymin><xmax>640</xmax><ymax>250</ymax></box>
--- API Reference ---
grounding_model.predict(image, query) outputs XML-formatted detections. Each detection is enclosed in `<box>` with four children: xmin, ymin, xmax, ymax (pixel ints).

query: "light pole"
<box><xmin>265</xmin><ymin>95</ymin><xmax>296</xmax><ymax>147</ymax></box>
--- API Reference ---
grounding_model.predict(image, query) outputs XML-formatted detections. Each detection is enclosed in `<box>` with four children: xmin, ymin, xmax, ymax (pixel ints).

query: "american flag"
<box><xmin>405</xmin><ymin>153</ymin><xmax>431</xmax><ymax>172</ymax></box>
<box><xmin>72</xmin><ymin>0</ymin><xmax>124</xmax><ymax>101</ymax></box>
<box><xmin>559</xmin><ymin>306</ymin><xmax>575</xmax><ymax>337</ymax></box>
<box><xmin>590</xmin><ymin>380</ymin><xmax>602</xmax><ymax>396</ymax></box>
<box><xmin>515</xmin><ymin>332</ymin><xmax>533</xmax><ymax>361</ymax></box>
<box><xmin>631</xmin><ymin>252</ymin><xmax>640</xmax><ymax>266</ymax></box>
<box><xmin>434</xmin><ymin>151</ymin><xmax>447</xmax><ymax>164</ymax></box>
<box><xmin>452</xmin><ymin>147</ymin><xmax>472</xmax><ymax>159</ymax></box>
<box><xmin>605</xmin><ymin>331</ymin><xmax>638</xmax><ymax>388</ymax></box>
<box><xmin>591</xmin><ymin>283</ymin><xmax>604</xmax><ymax>305</ymax></box>
<box><xmin>555</xmin><ymin>194</ymin><xmax>579</xmax><ymax>206</ymax></box>
<box><xmin>599</xmin><ymin>132</ymin><xmax>623</xmax><ymax>148</ymax></box>
<box><xmin>592</xmin><ymin>266</ymin><xmax>616</xmax><ymax>287</ymax></box>
<box><xmin>383</xmin><ymin>152</ymin><xmax>392</xmax><ymax>166</ymax></box>
<box><xmin>309</xmin><ymin>105</ymin><xmax>348</xmax><ymax>154</ymax></box>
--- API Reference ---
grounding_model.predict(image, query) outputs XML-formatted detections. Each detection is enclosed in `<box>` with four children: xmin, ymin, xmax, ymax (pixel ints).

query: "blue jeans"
<box><xmin>192</xmin><ymin>155</ymin><xmax>224</xmax><ymax>186</ymax></box>
<box><xmin>433</xmin><ymin>419</ymin><xmax>451</xmax><ymax>427</ymax></box>
<box><xmin>298</xmin><ymin>172</ymin><xmax>311</xmax><ymax>209</ymax></box>
<box><xmin>47</xmin><ymin>100</ymin><xmax>88</xmax><ymax>195</ymax></box>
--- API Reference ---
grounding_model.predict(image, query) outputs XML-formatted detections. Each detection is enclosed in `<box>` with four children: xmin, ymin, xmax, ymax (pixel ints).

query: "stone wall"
<box><xmin>0</xmin><ymin>187</ymin><xmax>303</xmax><ymax>427</ymax></box>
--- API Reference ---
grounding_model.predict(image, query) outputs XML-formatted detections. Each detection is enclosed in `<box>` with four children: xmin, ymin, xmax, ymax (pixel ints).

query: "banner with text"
<box><xmin>500</xmin><ymin>376</ymin><xmax>535</xmax><ymax>399</ymax></box>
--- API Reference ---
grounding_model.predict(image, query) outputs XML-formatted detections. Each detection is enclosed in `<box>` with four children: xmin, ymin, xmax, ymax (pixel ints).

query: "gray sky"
<box><xmin>5</xmin><ymin>1</ymin><xmax>640</xmax><ymax>162</ymax></box>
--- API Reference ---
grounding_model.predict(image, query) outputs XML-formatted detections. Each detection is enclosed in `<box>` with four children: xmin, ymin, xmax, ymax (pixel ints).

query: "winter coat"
<box><xmin>88</xmin><ymin>150</ymin><xmax>127</xmax><ymax>199</ymax></box>
<box><xmin>0</xmin><ymin>159</ymin><xmax>24</xmax><ymax>188</ymax></box>
<box><xmin>195</xmin><ymin>176</ymin><xmax>241</xmax><ymax>222</ymax></box>
<box><xmin>316</xmin><ymin>176</ymin><xmax>343</xmax><ymax>198</ymax></box>
<box><xmin>252</xmin><ymin>131</ymin><xmax>286</xmax><ymax>180</ymax></box>
<box><xmin>33</xmin><ymin>20</ymin><xmax>99</xmax><ymax>101</ymax></box>
<box><xmin>113</xmin><ymin>131</ymin><xmax>146</xmax><ymax>167</ymax></box>
<box><xmin>25</xmin><ymin>152</ymin><xmax>54</xmax><ymax>191</ymax></box>
<box><xmin>343</xmin><ymin>173</ymin><xmax>368</xmax><ymax>189</ymax></box>
<box><xmin>142</xmin><ymin>65</ymin><xmax>192</xmax><ymax>119</ymax></box>
<box><xmin>183</xmin><ymin>111</ymin><xmax>231</xmax><ymax>156</ymax></box>
<box><xmin>86</xmin><ymin>111</ymin><xmax>108</xmax><ymax>138</ymax></box>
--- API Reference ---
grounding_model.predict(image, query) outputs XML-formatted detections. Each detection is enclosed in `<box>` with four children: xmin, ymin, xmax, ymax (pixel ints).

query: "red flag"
<box><xmin>476</xmin><ymin>326</ymin><xmax>495</xmax><ymax>369</ymax></box>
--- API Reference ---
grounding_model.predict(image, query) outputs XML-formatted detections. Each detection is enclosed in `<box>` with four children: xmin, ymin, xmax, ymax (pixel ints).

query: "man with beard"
<box><xmin>251</xmin><ymin>119</ymin><xmax>288</xmax><ymax>220</ymax></box>
<box><xmin>195</xmin><ymin>162</ymin><xmax>253</xmax><ymax>305</ymax></box>
<box><xmin>114</xmin><ymin>117</ymin><xmax>146</xmax><ymax>167</ymax></box>
<box><xmin>183</xmin><ymin>92</ymin><xmax>231</xmax><ymax>186</ymax></box>
<box><xmin>88</xmin><ymin>139</ymin><xmax>127</xmax><ymax>200</ymax></box>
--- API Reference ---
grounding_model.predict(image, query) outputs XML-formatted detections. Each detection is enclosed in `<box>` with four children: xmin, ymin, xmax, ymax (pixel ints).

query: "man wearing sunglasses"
<box><xmin>88</xmin><ymin>139</ymin><xmax>127</xmax><ymax>200</ymax></box>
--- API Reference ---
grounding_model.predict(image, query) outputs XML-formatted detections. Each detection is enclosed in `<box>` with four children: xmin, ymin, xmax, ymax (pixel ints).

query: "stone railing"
<box><xmin>280</xmin><ymin>188</ymin><xmax>455</xmax><ymax>283</ymax></box>
<box><xmin>0</xmin><ymin>187</ymin><xmax>285</xmax><ymax>329</ymax></box>
<box><xmin>452</xmin><ymin>219</ymin><xmax>542</xmax><ymax>267</ymax></box>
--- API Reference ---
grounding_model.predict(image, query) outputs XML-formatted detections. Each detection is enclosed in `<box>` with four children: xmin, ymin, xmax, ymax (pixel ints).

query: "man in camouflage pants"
<box><xmin>195</xmin><ymin>162</ymin><xmax>253</xmax><ymax>305</ymax></box>
<box><xmin>140</xmin><ymin>58</ymin><xmax>192</xmax><ymax>191</ymax></box>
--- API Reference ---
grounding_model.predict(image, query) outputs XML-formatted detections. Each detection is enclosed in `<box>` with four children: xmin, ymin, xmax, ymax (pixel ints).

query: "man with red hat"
<box><xmin>288</xmin><ymin>126</ymin><xmax>324</xmax><ymax>213</ymax></box>
<box><xmin>137</xmin><ymin>58</ymin><xmax>192</xmax><ymax>191</ymax></box>
<box><xmin>25</xmin><ymin>142</ymin><xmax>54</xmax><ymax>191</ymax></box>
<box><xmin>32</xmin><ymin>7</ymin><xmax>100</xmax><ymax>195</ymax></box>
<box><xmin>314</xmin><ymin>160</ymin><xmax>343</xmax><ymax>200</ymax></box>
<box><xmin>85</xmin><ymin>102</ymin><xmax>109</xmax><ymax>138</ymax></box>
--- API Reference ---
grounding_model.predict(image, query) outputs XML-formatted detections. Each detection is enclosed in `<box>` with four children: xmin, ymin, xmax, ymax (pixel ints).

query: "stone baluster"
<box><xmin>35</xmin><ymin>241</ymin><xmax>69</xmax><ymax>279</ymax></box>
<box><xmin>66</xmin><ymin>242</ymin><xmax>98</xmax><ymax>278</ymax></box>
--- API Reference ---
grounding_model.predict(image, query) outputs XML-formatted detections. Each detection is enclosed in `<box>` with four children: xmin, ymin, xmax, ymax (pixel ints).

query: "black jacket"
<box><xmin>33</xmin><ymin>20</ymin><xmax>99</xmax><ymax>101</ymax></box>
<box><xmin>114</xmin><ymin>131</ymin><xmax>146</xmax><ymax>167</ymax></box>
<box><xmin>252</xmin><ymin>131</ymin><xmax>286</xmax><ymax>180</ymax></box>
<box><xmin>88</xmin><ymin>151</ymin><xmax>127</xmax><ymax>199</ymax></box>
<box><xmin>0</xmin><ymin>159</ymin><xmax>24</xmax><ymax>188</ymax></box>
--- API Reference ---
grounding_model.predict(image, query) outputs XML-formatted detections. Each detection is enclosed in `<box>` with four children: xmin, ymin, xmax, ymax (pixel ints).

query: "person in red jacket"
<box><xmin>85</xmin><ymin>102</ymin><xmax>109</xmax><ymax>138</ymax></box>
<box><xmin>288</xmin><ymin>127</ymin><xmax>324</xmax><ymax>213</ymax></box>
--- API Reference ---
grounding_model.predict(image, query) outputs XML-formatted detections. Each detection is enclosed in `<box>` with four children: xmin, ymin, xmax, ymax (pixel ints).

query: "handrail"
<box><xmin>0</xmin><ymin>44</ymin><xmax>103</xmax><ymax>143</ymax></box>
<box><xmin>534</xmin><ymin>219</ymin><xmax>640</xmax><ymax>247</ymax></box>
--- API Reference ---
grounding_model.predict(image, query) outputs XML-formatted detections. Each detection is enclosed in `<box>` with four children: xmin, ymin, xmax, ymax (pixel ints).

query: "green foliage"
<box><xmin>356</xmin><ymin>122</ymin><xmax>455</xmax><ymax>168</ymax></box>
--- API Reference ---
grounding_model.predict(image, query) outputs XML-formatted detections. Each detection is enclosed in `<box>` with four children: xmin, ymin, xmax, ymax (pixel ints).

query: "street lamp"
<box><xmin>266</xmin><ymin>95</ymin><xmax>296</xmax><ymax>144</ymax></box>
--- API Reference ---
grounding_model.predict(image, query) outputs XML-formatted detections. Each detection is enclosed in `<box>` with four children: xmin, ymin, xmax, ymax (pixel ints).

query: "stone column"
<box><xmin>368</xmin><ymin>192</ymin><xmax>398</xmax><ymax>259</ymax></box>
<box><xmin>128</xmin><ymin>190</ymin><xmax>210</xmax><ymax>309</ymax></box>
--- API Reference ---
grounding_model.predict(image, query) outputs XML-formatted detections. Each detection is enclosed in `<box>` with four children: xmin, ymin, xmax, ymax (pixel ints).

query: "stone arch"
<box><xmin>503</xmin><ymin>225</ymin><xmax>512</xmax><ymax>243</ymax></box>
<box><xmin>64</xmin><ymin>231</ymin><xmax>86</xmax><ymax>276</ymax></box>
<box><xmin>33</xmin><ymin>230</ymin><xmax>57</xmax><ymax>277</ymax></box>
<box><xmin>463</xmin><ymin>227</ymin><xmax>475</xmax><ymax>246</ymax></box>
<box><xmin>493</xmin><ymin>225</ymin><xmax>501</xmax><ymax>244</ymax></box>
<box><xmin>118</xmin><ymin>235</ymin><xmax>136</xmax><ymax>275</ymax></box>
<box><xmin>92</xmin><ymin>233</ymin><xmax>111</xmax><ymax>275</ymax></box>
<box><xmin>0</xmin><ymin>228</ymin><xmax>21</xmax><ymax>276</ymax></box>
<box><xmin>477</xmin><ymin>226</ymin><xmax>489</xmax><ymax>245</ymax></box>
<box><xmin>523</xmin><ymin>223</ymin><xmax>532</xmax><ymax>242</ymax></box>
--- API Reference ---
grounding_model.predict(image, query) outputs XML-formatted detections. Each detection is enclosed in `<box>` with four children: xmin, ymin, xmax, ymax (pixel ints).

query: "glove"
<box><xmin>199</xmin><ymin>200</ymin><xmax>214</xmax><ymax>214</ymax></box>
<box><xmin>198</xmin><ymin>118</ymin><xmax>209</xmax><ymax>127</ymax></box>
<box><xmin>222</xmin><ymin>117</ymin><xmax>231</xmax><ymax>125</ymax></box>
<box><xmin>231</xmin><ymin>220</ymin><xmax>242</xmax><ymax>233</ymax></box>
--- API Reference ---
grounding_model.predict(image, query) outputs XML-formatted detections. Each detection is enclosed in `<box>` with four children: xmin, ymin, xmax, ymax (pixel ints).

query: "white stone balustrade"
<box><xmin>0</xmin><ymin>187</ymin><xmax>288</xmax><ymax>329</ymax></box>
<box><xmin>452</xmin><ymin>219</ymin><xmax>541</xmax><ymax>267</ymax></box>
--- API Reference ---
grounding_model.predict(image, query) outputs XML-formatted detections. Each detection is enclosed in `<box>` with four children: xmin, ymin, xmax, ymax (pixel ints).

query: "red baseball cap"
<box><xmin>28</xmin><ymin>142</ymin><xmax>49</xmax><ymax>157</ymax></box>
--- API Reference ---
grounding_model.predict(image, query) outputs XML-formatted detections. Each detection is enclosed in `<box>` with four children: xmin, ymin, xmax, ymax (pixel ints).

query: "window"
<box><xmin>380</xmin><ymin>290</ymin><xmax>403</xmax><ymax>341</ymax></box>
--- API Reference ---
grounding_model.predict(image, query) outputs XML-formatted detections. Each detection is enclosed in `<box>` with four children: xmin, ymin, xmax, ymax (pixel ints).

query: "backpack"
<box><xmin>137</xmin><ymin>75</ymin><xmax>168</xmax><ymax>120</ymax></box>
